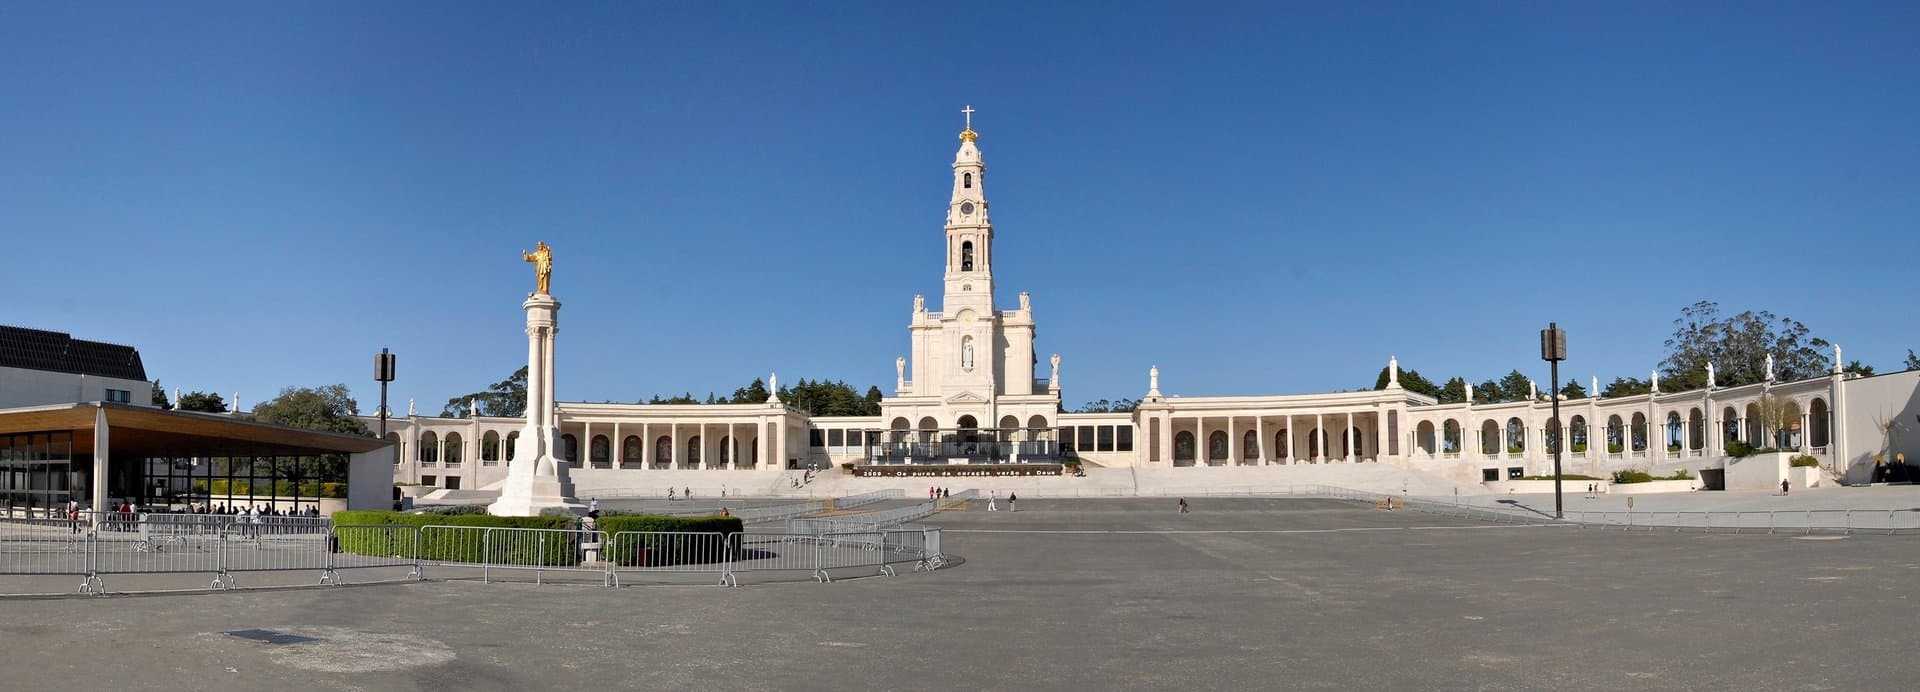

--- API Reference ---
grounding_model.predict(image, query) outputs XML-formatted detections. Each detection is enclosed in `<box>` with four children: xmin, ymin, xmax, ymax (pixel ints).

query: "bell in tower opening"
<box><xmin>961</xmin><ymin>241</ymin><xmax>974</xmax><ymax>271</ymax></box>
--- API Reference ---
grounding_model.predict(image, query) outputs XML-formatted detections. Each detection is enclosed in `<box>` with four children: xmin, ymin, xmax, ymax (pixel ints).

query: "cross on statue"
<box><xmin>962</xmin><ymin>105</ymin><xmax>975</xmax><ymax>130</ymax></box>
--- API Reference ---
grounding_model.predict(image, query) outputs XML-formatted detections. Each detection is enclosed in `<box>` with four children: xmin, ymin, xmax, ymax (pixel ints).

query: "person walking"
<box><xmin>987</xmin><ymin>491</ymin><xmax>998</xmax><ymax>512</ymax></box>
<box><xmin>1782</xmin><ymin>479</ymin><xmax>1791</xmax><ymax>495</ymax></box>
<box><xmin>1177</xmin><ymin>497</ymin><xmax>1189</xmax><ymax>514</ymax></box>
<box><xmin>1008</xmin><ymin>492</ymin><xmax>1018</xmax><ymax>512</ymax></box>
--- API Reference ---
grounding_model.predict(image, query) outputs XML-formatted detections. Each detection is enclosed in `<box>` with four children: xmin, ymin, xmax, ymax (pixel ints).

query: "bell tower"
<box><xmin>944</xmin><ymin>105</ymin><xmax>994</xmax><ymax>315</ymax></box>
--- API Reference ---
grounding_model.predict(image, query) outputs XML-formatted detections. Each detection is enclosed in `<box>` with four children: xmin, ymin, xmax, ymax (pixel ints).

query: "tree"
<box><xmin>1472</xmin><ymin>380</ymin><xmax>1502</xmax><ymax>404</ymax></box>
<box><xmin>1558</xmin><ymin>379</ymin><xmax>1587</xmax><ymax>400</ymax></box>
<box><xmin>1601</xmin><ymin>377</ymin><xmax>1653</xmax><ymax>398</ymax></box>
<box><xmin>1494</xmin><ymin>370</ymin><xmax>1533</xmax><ymax>402</ymax></box>
<box><xmin>443</xmin><ymin>366</ymin><xmax>528</xmax><ymax>418</ymax></box>
<box><xmin>251</xmin><ymin>384</ymin><xmax>372</xmax><ymax>437</ymax></box>
<box><xmin>1435</xmin><ymin>377</ymin><xmax>1468</xmax><ymax>404</ymax></box>
<box><xmin>1660</xmin><ymin>300</ymin><xmax>1831</xmax><ymax>389</ymax></box>
<box><xmin>1843</xmin><ymin>361</ymin><xmax>1875</xmax><ymax>378</ymax></box>
<box><xmin>149</xmin><ymin>380</ymin><xmax>172</xmax><ymax>410</ymax></box>
<box><xmin>726</xmin><ymin>378</ymin><xmax>771</xmax><ymax>404</ymax></box>
<box><xmin>1753</xmin><ymin>393</ymin><xmax>1801</xmax><ymax>449</ymax></box>
<box><xmin>1906</xmin><ymin>349</ymin><xmax>1920</xmax><ymax>372</ymax></box>
<box><xmin>865</xmin><ymin>386</ymin><xmax>884</xmax><ymax>407</ymax></box>
<box><xmin>1074</xmin><ymin>398</ymin><xmax>1140</xmax><ymax>414</ymax></box>
<box><xmin>177</xmin><ymin>391</ymin><xmax>227</xmax><ymax>413</ymax></box>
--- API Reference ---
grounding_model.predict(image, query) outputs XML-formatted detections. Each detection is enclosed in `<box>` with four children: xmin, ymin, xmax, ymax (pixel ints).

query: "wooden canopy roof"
<box><xmin>0</xmin><ymin>403</ymin><xmax>391</xmax><ymax>457</ymax></box>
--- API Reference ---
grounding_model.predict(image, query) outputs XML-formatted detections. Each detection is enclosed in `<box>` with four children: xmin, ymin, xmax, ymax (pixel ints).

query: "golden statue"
<box><xmin>522</xmin><ymin>241</ymin><xmax>553</xmax><ymax>294</ymax></box>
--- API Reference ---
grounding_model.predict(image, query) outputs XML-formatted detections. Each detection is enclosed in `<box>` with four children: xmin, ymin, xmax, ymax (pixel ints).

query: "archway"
<box><xmin>1744</xmin><ymin>403</ymin><xmax>1762</xmax><ymax>445</ymax></box>
<box><xmin>1665</xmin><ymin>412</ymin><xmax>1683</xmax><ymax>453</ymax></box>
<box><xmin>505</xmin><ymin>431</ymin><xmax>519</xmax><ymax>461</ymax></box>
<box><xmin>419</xmin><ymin>431</ymin><xmax>438</xmax><ymax>463</ymax></box>
<box><xmin>1443</xmin><ymin>419</ymin><xmax>1462</xmax><ymax>455</ymax></box>
<box><xmin>1505</xmin><ymin>418</ymin><xmax>1525</xmax><ymax>454</ymax></box>
<box><xmin>1688</xmin><ymin>408</ymin><xmax>1705</xmax><ymax>451</ymax></box>
<box><xmin>1346</xmin><ymin>426</ymin><xmax>1365</xmax><ymax>458</ymax></box>
<box><xmin>1628</xmin><ymin>413</ymin><xmax>1647</xmax><ymax>452</ymax></box>
<box><xmin>590</xmin><ymin>434</ymin><xmax>610</xmax><ymax>468</ymax></box>
<box><xmin>917</xmin><ymin>416</ymin><xmax>938</xmax><ymax>445</ymax></box>
<box><xmin>561</xmin><ymin>434</ymin><xmax>578</xmax><ymax>464</ymax></box>
<box><xmin>654</xmin><ymin>436</ymin><xmax>673</xmax><ymax>468</ymax></box>
<box><xmin>1568</xmin><ymin>416</ymin><xmax>1587</xmax><ymax>454</ymax></box>
<box><xmin>1415</xmin><ymin>421</ymin><xmax>1436</xmax><ymax>455</ymax></box>
<box><xmin>1308</xmin><ymin>428</ymin><xmax>1323</xmax><ymax>459</ymax></box>
<box><xmin>1241</xmin><ymin>430</ymin><xmax>1259</xmax><ymax>463</ymax></box>
<box><xmin>444</xmin><ymin>432</ymin><xmax>463</xmax><ymax>465</ymax></box>
<box><xmin>1480</xmin><ymin>420</ymin><xmax>1499</xmax><ymax>455</ymax></box>
<box><xmin>1809</xmin><ymin>398</ymin><xmax>1830</xmax><ymax>448</ymax></box>
<box><xmin>685</xmin><ymin>436</ymin><xmax>702</xmax><ymax>468</ymax></box>
<box><xmin>1721</xmin><ymin>406</ymin><xmax>1739</xmax><ymax>443</ymax></box>
<box><xmin>1207</xmin><ymin>431</ymin><xmax>1228</xmax><ymax>464</ymax></box>
<box><xmin>1606</xmin><ymin>415</ymin><xmax>1624</xmax><ymax>454</ymax></box>
<box><xmin>719</xmin><ymin>436</ymin><xmax>733</xmax><ymax>467</ymax></box>
<box><xmin>1173</xmin><ymin>431</ymin><xmax>1196</xmax><ymax>466</ymax></box>
<box><xmin>1274</xmin><ymin>429</ymin><xmax>1290</xmax><ymax>462</ymax></box>
<box><xmin>481</xmin><ymin>430</ymin><xmax>500</xmax><ymax>462</ymax></box>
<box><xmin>622</xmin><ymin>435</ymin><xmax>642</xmax><ymax>467</ymax></box>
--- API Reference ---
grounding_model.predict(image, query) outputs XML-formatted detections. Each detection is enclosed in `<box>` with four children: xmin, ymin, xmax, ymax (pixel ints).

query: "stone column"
<box><xmin>1228</xmin><ymin>416</ymin><xmax>1239</xmax><ymax>465</ymax></box>
<box><xmin>1345</xmin><ymin>412</ymin><xmax>1354</xmax><ymax>462</ymax></box>
<box><xmin>1256</xmin><ymin>417</ymin><xmax>1267</xmax><ymax>465</ymax></box>
<box><xmin>489</xmin><ymin>293</ymin><xmax>580</xmax><ymax>516</ymax></box>
<box><xmin>1315</xmin><ymin>413</ymin><xmax>1324</xmax><ymax>462</ymax></box>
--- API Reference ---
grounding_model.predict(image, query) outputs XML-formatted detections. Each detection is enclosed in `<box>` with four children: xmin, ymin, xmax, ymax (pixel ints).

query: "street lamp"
<box><xmin>374</xmin><ymin>347</ymin><xmax>397</xmax><ymax>439</ymax></box>
<box><xmin>1540</xmin><ymin>323</ymin><xmax>1568</xmax><ymax>519</ymax></box>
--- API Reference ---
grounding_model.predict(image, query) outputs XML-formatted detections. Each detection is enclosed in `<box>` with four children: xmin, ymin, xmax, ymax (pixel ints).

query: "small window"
<box><xmin>828</xmin><ymin>429</ymin><xmax>844</xmax><ymax>447</ymax></box>
<box><xmin>422</xmin><ymin>475</ymin><xmax>438</xmax><ymax>487</ymax></box>
<box><xmin>1482</xmin><ymin>468</ymin><xmax>1499</xmax><ymax>482</ymax></box>
<box><xmin>445</xmin><ymin>476</ymin><xmax>461</xmax><ymax>490</ymax></box>
<box><xmin>964</xmin><ymin>172</ymin><xmax>973</xmax><ymax>188</ymax></box>
<box><xmin>105</xmin><ymin>389</ymin><xmax>131</xmax><ymax>404</ymax></box>
<box><xmin>1117</xmin><ymin>426</ymin><xmax>1134</xmax><ymax>452</ymax></box>
<box><xmin>1097</xmin><ymin>426</ymin><xmax>1114</xmax><ymax>452</ymax></box>
<box><xmin>1508</xmin><ymin>467</ymin><xmax>1524</xmax><ymax>480</ymax></box>
<box><xmin>809</xmin><ymin>429</ymin><xmax>825</xmax><ymax>448</ymax></box>
<box><xmin>1077</xmin><ymin>426</ymin><xmax>1095</xmax><ymax>450</ymax></box>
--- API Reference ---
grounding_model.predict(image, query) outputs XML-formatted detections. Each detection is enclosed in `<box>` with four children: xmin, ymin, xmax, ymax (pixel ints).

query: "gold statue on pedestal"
<box><xmin>522</xmin><ymin>241</ymin><xmax>553</xmax><ymax>295</ymax></box>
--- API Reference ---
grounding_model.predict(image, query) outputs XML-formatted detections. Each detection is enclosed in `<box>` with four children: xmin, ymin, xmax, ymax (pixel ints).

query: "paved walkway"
<box><xmin>1457</xmin><ymin>485</ymin><xmax>1920</xmax><ymax>513</ymax></box>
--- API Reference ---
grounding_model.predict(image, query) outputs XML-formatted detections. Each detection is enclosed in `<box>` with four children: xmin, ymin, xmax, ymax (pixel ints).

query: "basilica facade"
<box><xmin>367</xmin><ymin>117</ymin><xmax>1917</xmax><ymax>494</ymax></box>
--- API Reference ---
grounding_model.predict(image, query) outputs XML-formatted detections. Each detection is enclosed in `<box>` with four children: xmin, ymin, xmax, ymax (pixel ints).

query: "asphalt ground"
<box><xmin>5</xmin><ymin>498</ymin><xmax>1918</xmax><ymax>690</ymax></box>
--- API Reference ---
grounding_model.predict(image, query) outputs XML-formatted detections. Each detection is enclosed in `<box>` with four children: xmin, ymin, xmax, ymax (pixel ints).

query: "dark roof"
<box><xmin>0</xmin><ymin>325</ymin><xmax>148</xmax><ymax>381</ymax></box>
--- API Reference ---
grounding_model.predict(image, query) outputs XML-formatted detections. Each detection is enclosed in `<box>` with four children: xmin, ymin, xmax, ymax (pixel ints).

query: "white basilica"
<box><xmin>368</xmin><ymin>113</ymin><xmax>1920</xmax><ymax>495</ymax></box>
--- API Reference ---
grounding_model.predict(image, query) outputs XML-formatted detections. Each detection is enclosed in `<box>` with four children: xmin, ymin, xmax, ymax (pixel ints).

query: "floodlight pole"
<box><xmin>1541</xmin><ymin>323</ymin><xmax>1567</xmax><ymax>519</ymax></box>
<box><xmin>374</xmin><ymin>347</ymin><xmax>397</xmax><ymax>439</ymax></box>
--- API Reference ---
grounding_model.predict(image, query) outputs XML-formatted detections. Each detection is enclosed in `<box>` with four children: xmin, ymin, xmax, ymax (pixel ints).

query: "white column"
<box><xmin>91</xmin><ymin>405</ymin><xmax>109</xmax><ymax>521</ymax></box>
<box><xmin>1228</xmin><ymin>415</ymin><xmax>1239</xmax><ymax>465</ymax></box>
<box><xmin>583</xmin><ymin>421</ymin><xmax>592</xmax><ymax>467</ymax></box>
<box><xmin>1314</xmin><ymin>413</ymin><xmax>1324</xmax><ymax>462</ymax></box>
<box><xmin>671</xmin><ymin>423</ymin><xmax>679</xmax><ymax>469</ymax></box>
<box><xmin>1255</xmin><ymin>417</ymin><xmax>1267</xmax><ymax>465</ymax></box>
<box><xmin>1344</xmin><ymin>412</ymin><xmax>1354</xmax><ymax>462</ymax></box>
<box><xmin>640</xmin><ymin>422</ymin><xmax>650</xmax><ymax>469</ymax></box>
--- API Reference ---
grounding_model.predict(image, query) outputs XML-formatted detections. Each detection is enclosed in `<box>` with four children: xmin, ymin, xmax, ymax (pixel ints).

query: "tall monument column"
<box><xmin>490</xmin><ymin>241</ymin><xmax>583</xmax><ymax>516</ymax></box>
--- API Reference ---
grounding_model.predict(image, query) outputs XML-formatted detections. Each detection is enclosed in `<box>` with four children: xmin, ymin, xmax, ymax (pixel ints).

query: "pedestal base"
<box><xmin>487</xmin><ymin>473</ymin><xmax>584</xmax><ymax>517</ymax></box>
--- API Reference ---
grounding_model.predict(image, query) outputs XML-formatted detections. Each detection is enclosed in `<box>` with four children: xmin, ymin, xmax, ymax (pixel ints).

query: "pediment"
<box><xmin>944</xmin><ymin>391</ymin><xmax>988</xmax><ymax>404</ymax></box>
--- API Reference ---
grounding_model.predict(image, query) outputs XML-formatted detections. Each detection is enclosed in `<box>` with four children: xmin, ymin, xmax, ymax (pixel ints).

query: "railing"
<box><xmin>2</xmin><ymin>515</ymin><xmax>945</xmax><ymax>595</ymax></box>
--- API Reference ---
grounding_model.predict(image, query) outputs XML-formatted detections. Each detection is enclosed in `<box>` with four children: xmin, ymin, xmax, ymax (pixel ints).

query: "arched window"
<box><xmin>1629</xmin><ymin>413</ymin><xmax>1647</xmax><ymax>451</ymax></box>
<box><xmin>1689</xmin><ymin>408</ymin><xmax>1705</xmax><ymax>450</ymax></box>
<box><xmin>1505</xmin><ymin>418</ymin><xmax>1526</xmax><ymax>453</ymax></box>
<box><xmin>562</xmin><ymin>434</ymin><xmax>579</xmax><ymax>464</ymax></box>
<box><xmin>1666</xmin><ymin>412</ymin><xmax>1684</xmax><ymax>451</ymax></box>
<box><xmin>964</xmin><ymin>172</ymin><xmax>973</xmax><ymax>188</ymax></box>
<box><xmin>1722</xmin><ymin>406</ymin><xmax>1740</xmax><ymax>443</ymax></box>
<box><xmin>1347</xmin><ymin>427</ymin><xmax>1365</xmax><ymax>458</ymax></box>
<box><xmin>505</xmin><ymin>431</ymin><xmax>519</xmax><ymax>461</ymax></box>
<box><xmin>1568</xmin><ymin>416</ymin><xmax>1587</xmax><ymax>453</ymax></box>
<box><xmin>719</xmin><ymin>436</ymin><xmax>733</xmax><ymax>466</ymax></box>
<box><xmin>654</xmin><ymin>436</ymin><xmax>673</xmax><ymax>467</ymax></box>
<box><xmin>1416</xmin><ymin>421</ymin><xmax>1437</xmax><ymax>455</ymax></box>
<box><xmin>1274</xmin><ymin>429</ymin><xmax>1290</xmax><ymax>461</ymax></box>
<box><xmin>1207</xmin><ymin>431</ymin><xmax>1228</xmax><ymax>462</ymax></box>
<box><xmin>1544</xmin><ymin>418</ymin><xmax>1561</xmax><ymax>454</ymax></box>
<box><xmin>481</xmin><ymin>431</ymin><xmax>500</xmax><ymax>463</ymax></box>
<box><xmin>1480</xmin><ymin>420</ymin><xmax>1499</xmax><ymax>455</ymax></box>
<box><xmin>686</xmin><ymin>436</ymin><xmax>702</xmax><ymax>467</ymax></box>
<box><xmin>1173</xmin><ymin>431</ymin><xmax>1195</xmax><ymax>464</ymax></box>
<box><xmin>385</xmin><ymin>432</ymin><xmax>402</xmax><ymax>465</ymax></box>
<box><xmin>1606</xmin><ymin>415</ymin><xmax>1624</xmax><ymax>453</ymax></box>
<box><xmin>622</xmin><ymin>435</ymin><xmax>642</xmax><ymax>467</ymax></box>
<box><xmin>1809</xmin><ymin>398</ymin><xmax>1831</xmax><ymax>448</ymax></box>
<box><xmin>1443</xmin><ymin>420</ymin><xmax>1462</xmax><ymax>454</ymax></box>
<box><xmin>444</xmin><ymin>432</ymin><xmax>463</xmax><ymax>465</ymax></box>
<box><xmin>1242</xmin><ymin>430</ymin><xmax>1260</xmax><ymax>461</ymax></box>
<box><xmin>419</xmin><ymin>431</ymin><xmax>438</xmax><ymax>463</ymax></box>
<box><xmin>961</xmin><ymin>241</ymin><xmax>974</xmax><ymax>271</ymax></box>
<box><xmin>1309</xmin><ymin>428</ymin><xmax>1323</xmax><ymax>459</ymax></box>
<box><xmin>590</xmin><ymin>435</ymin><xmax>610</xmax><ymax>468</ymax></box>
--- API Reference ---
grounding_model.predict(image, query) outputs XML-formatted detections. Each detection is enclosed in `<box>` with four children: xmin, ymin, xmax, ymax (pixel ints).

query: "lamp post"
<box><xmin>1540</xmin><ymin>323</ymin><xmax>1567</xmax><ymax>519</ymax></box>
<box><xmin>374</xmin><ymin>348</ymin><xmax>397</xmax><ymax>439</ymax></box>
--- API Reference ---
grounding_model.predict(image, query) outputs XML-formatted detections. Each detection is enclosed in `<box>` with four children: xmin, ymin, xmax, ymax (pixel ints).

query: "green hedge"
<box><xmin>330</xmin><ymin>510</ymin><xmax>743</xmax><ymax>567</ymax></box>
<box><xmin>1790</xmin><ymin>455</ymin><xmax>1820</xmax><ymax>468</ymax></box>
<box><xmin>1520</xmin><ymin>474</ymin><xmax>1603</xmax><ymax>481</ymax></box>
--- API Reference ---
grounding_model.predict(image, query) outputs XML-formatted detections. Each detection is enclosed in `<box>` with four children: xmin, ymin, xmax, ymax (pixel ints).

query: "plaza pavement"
<box><xmin>1458</xmin><ymin>484</ymin><xmax>1920</xmax><ymax>513</ymax></box>
<box><xmin>5</xmin><ymin>497</ymin><xmax>1919</xmax><ymax>690</ymax></box>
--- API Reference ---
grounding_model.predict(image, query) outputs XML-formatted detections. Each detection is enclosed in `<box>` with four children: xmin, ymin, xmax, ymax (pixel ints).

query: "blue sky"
<box><xmin>2</xmin><ymin>2</ymin><xmax>1915</xmax><ymax>414</ymax></box>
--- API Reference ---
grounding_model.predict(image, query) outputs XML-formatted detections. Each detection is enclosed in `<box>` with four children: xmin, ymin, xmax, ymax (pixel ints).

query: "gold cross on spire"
<box><xmin>959</xmin><ymin>104</ymin><xmax>978</xmax><ymax>143</ymax></box>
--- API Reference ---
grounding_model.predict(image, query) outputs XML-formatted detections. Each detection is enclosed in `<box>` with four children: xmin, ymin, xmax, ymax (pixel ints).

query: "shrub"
<box><xmin>1521</xmin><ymin>474</ymin><xmax>1603</xmax><ymax>481</ymax></box>
<box><xmin>1667</xmin><ymin>443</ymin><xmax>1683</xmax><ymax>452</ymax></box>
<box><xmin>1607</xmin><ymin>443</ymin><xmax>1624</xmax><ymax>454</ymax></box>
<box><xmin>1663</xmin><ymin>469</ymin><xmax>1693</xmax><ymax>481</ymax></box>
<box><xmin>1571</xmin><ymin>443</ymin><xmax>1588</xmax><ymax>454</ymax></box>
<box><xmin>1611</xmin><ymin>470</ymin><xmax>1655</xmax><ymax>484</ymax></box>
<box><xmin>1725</xmin><ymin>440</ymin><xmax>1754</xmax><ymax>458</ymax></box>
<box><xmin>329</xmin><ymin>510</ymin><xmax>743</xmax><ymax>567</ymax></box>
<box><xmin>840</xmin><ymin>462</ymin><xmax>855</xmax><ymax>471</ymax></box>
<box><xmin>423</xmin><ymin>504</ymin><xmax>489</xmax><ymax>516</ymax></box>
<box><xmin>1790</xmin><ymin>455</ymin><xmax>1821</xmax><ymax>468</ymax></box>
<box><xmin>1507</xmin><ymin>445</ymin><xmax>1524</xmax><ymax>454</ymax></box>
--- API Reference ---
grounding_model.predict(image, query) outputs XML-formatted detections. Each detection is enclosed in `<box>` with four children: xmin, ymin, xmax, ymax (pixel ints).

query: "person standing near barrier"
<box><xmin>1008</xmin><ymin>492</ymin><xmax>1018</xmax><ymax>512</ymax></box>
<box><xmin>589</xmin><ymin>497</ymin><xmax>599</xmax><ymax>513</ymax></box>
<box><xmin>66</xmin><ymin>498</ymin><xmax>81</xmax><ymax>534</ymax></box>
